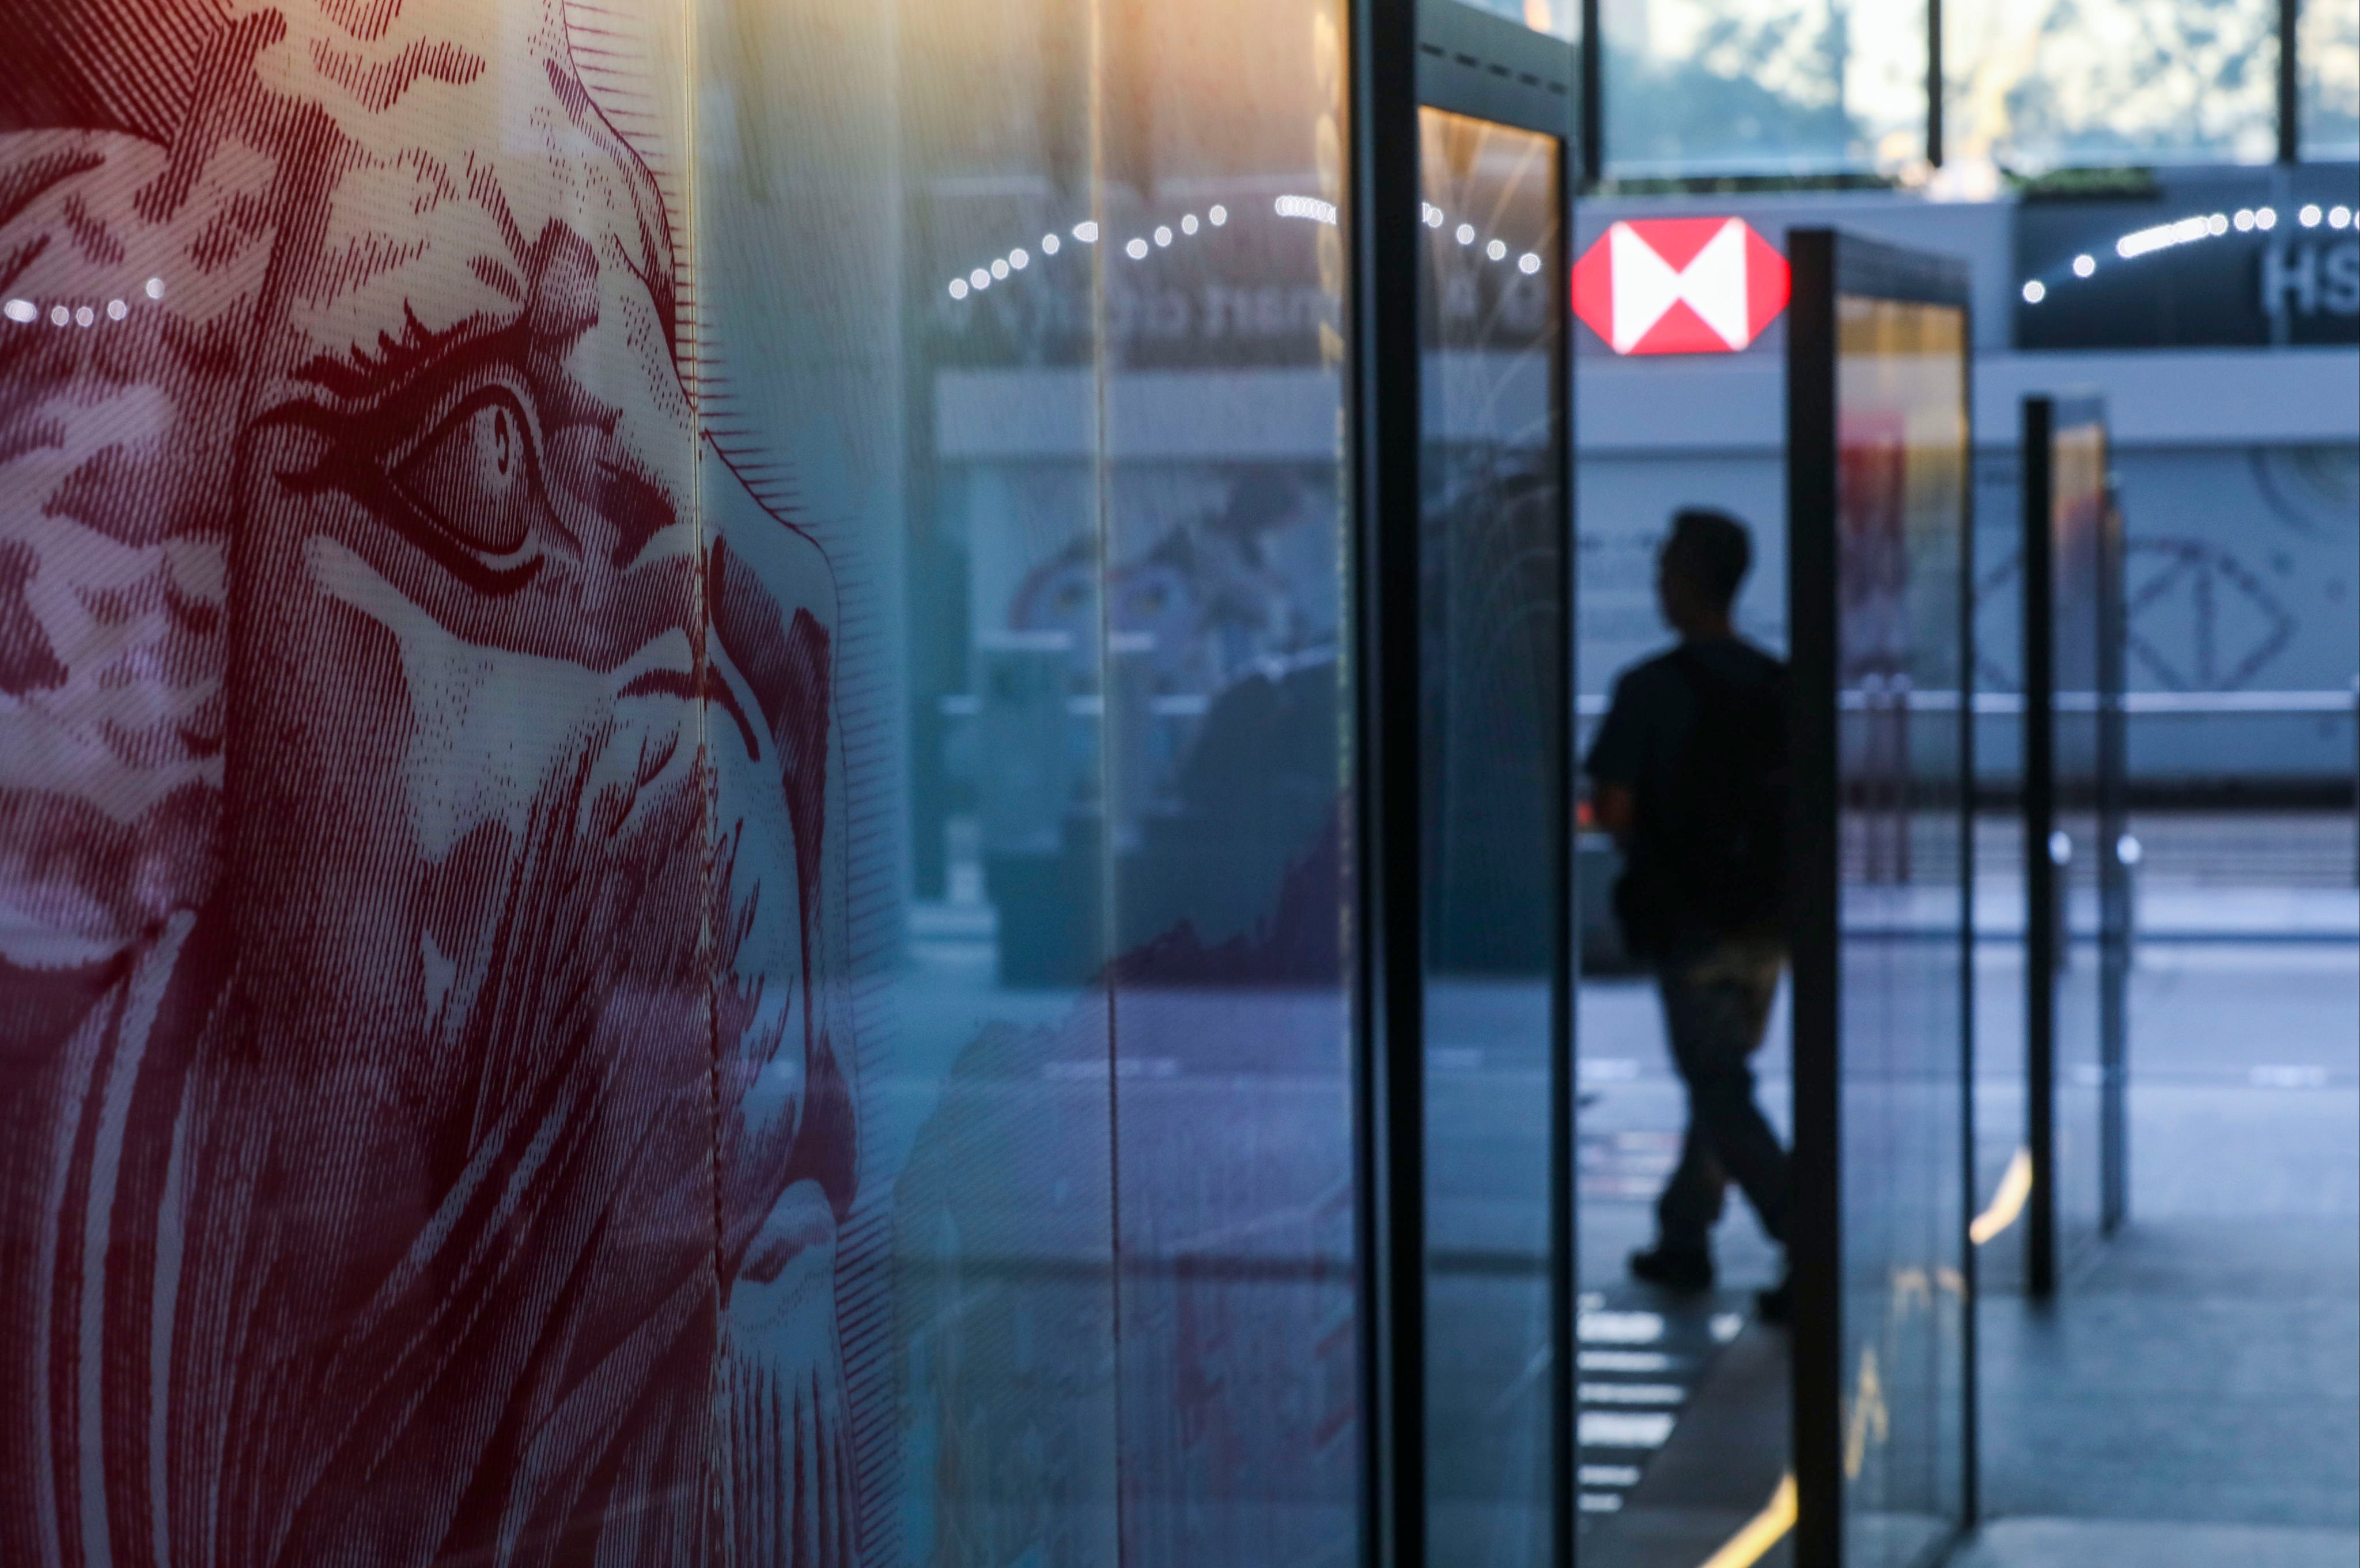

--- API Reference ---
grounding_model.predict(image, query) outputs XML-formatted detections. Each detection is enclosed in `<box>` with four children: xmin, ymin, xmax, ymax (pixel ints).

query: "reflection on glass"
<box><xmin>1417</xmin><ymin>106</ymin><xmax>1568</xmax><ymax>1567</ymax></box>
<box><xmin>0</xmin><ymin>0</ymin><xmax>1361</xmax><ymax>1558</ymax></box>
<box><xmin>2301</xmin><ymin>0</ymin><xmax>2360</xmax><ymax>158</ymax></box>
<box><xmin>1944</xmin><ymin>0</ymin><xmax>2278</xmax><ymax>171</ymax></box>
<box><xmin>1602</xmin><ymin>0</ymin><xmax>1928</xmax><ymax>177</ymax></box>
<box><xmin>2033</xmin><ymin>407</ymin><xmax>2126</xmax><ymax>1289</ymax></box>
<box><xmin>1832</xmin><ymin>293</ymin><xmax>1971</xmax><ymax>1568</ymax></box>
<box><xmin>884</xmin><ymin>2</ymin><xmax>1366</xmax><ymax>1562</ymax></box>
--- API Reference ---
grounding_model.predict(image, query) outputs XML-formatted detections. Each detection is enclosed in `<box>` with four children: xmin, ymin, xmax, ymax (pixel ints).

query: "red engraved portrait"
<box><xmin>0</xmin><ymin>2</ymin><xmax>857</xmax><ymax>1563</ymax></box>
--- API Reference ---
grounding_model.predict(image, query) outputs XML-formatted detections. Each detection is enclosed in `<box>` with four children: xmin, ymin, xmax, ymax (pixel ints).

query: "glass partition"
<box><xmin>1601</xmin><ymin>0</ymin><xmax>1929</xmax><ymax>179</ymax></box>
<box><xmin>2022</xmin><ymin>395</ymin><xmax>2127</xmax><ymax>1296</ymax></box>
<box><xmin>1943</xmin><ymin>0</ymin><xmax>2279</xmax><ymax>170</ymax></box>
<box><xmin>0</xmin><ymin>1</ymin><xmax>1361</xmax><ymax>1560</ymax></box>
<box><xmin>1788</xmin><ymin>232</ymin><xmax>1973</xmax><ymax>1568</ymax></box>
<box><xmin>1415</xmin><ymin>103</ymin><xmax>1569</xmax><ymax>1568</ymax></box>
<box><xmin>2301</xmin><ymin>0</ymin><xmax>2360</xmax><ymax>158</ymax></box>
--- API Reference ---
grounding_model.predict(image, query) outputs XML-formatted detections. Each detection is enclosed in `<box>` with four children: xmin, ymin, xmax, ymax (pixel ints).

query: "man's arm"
<box><xmin>1594</xmin><ymin>781</ymin><xmax>1635</xmax><ymax>846</ymax></box>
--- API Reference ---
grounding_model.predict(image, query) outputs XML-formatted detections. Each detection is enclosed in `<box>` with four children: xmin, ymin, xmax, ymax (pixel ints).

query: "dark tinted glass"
<box><xmin>1833</xmin><ymin>292</ymin><xmax>1972</xmax><ymax>1566</ymax></box>
<box><xmin>1416</xmin><ymin>104</ymin><xmax>1569</xmax><ymax>1566</ymax></box>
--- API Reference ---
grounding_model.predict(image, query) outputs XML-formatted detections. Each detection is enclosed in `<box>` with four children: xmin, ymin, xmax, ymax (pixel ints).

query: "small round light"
<box><xmin>2022</xmin><ymin>279</ymin><xmax>2047</xmax><ymax>303</ymax></box>
<box><xmin>1455</xmin><ymin>223</ymin><xmax>1475</xmax><ymax>245</ymax></box>
<box><xmin>1209</xmin><ymin>204</ymin><xmax>1227</xmax><ymax>226</ymax></box>
<box><xmin>1009</xmin><ymin>248</ymin><xmax>1029</xmax><ymax>270</ymax></box>
<box><xmin>2233</xmin><ymin>209</ymin><xmax>2255</xmax><ymax>231</ymax></box>
<box><xmin>2072</xmin><ymin>253</ymin><xmax>2096</xmax><ymax>277</ymax></box>
<box><xmin>1485</xmin><ymin>238</ymin><xmax>1507</xmax><ymax>260</ymax></box>
<box><xmin>1153</xmin><ymin>226</ymin><xmax>1172</xmax><ymax>247</ymax></box>
<box><xmin>74</xmin><ymin>306</ymin><xmax>93</xmax><ymax>327</ymax></box>
<box><xmin>1074</xmin><ymin>221</ymin><xmax>1099</xmax><ymax>242</ymax></box>
<box><xmin>50</xmin><ymin>305</ymin><xmax>70</xmax><ymax>325</ymax></box>
<box><xmin>2300</xmin><ymin>204</ymin><xmax>2323</xmax><ymax>227</ymax></box>
<box><xmin>144</xmin><ymin>277</ymin><xmax>165</xmax><ymax>300</ymax></box>
<box><xmin>2333</xmin><ymin>206</ymin><xmax>2354</xmax><ymax>229</ymax></box>
<box><xmin>2206</xmin><ymin>213</ymin><xmax>2228</xmax><ymax>234</ymax></box>
<box><xmin>1181</xmin><ymin>214</ymin><xmax>1198</xmax><ymax>235</ymax></box>
<box><xmin>1126</xmin><ymin>237</ymin><xmax>1149</xmax><ymax>259</ymax></box>
<box><xmin>3</xmin><ymin>299</ymin><xmax>36</xmax><ymax>324</ymax></box>
<box><xmin>1043</xmin><ymin>233</ymin><xmax>1061</xmax><ymax>254</ymax></box>
<box><xmin>106</xmin><ymin>299</ymin><xmax>127</xmax><ymax>320</ymax></box>
<box><xmin>948</xmin><ymin>278</ymin><xmax>969</xmax><ymax>299</ymax></box>
<box><xmin>1518</xmin><ymin>252</ymin><xmax>1542</xmax><ymax>275</ymax></box>
<box><xmin>2256</xmin><ymin>206</ymin><xmax>2276</xmax><ymax>230</ymax></box>
<box><xmin>970</xmin><ymin>268</ymin><xmax>990</xmax><ymax>289</ymax></box>
<box><xmin>990</xmin><ymin>259</ymin><xmax>1009</xmax><ymax>279</ymax></box>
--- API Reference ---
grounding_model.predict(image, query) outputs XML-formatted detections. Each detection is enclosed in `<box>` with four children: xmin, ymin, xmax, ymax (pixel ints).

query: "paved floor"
<box><xmin>1947</xmin><ymin>1517</ymin><xmax>2360</xmax><ymax>1567</ymax></box>
<box><xmin>1976</xmin><ymin>939</ymin><xmax>2359</xmax><ymax>1537</ymax></box>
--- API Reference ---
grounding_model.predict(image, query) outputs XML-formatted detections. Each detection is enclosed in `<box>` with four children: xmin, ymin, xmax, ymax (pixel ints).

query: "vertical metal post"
<box><xmin>1926</xmin><ymin>0</ymin><xmax>1945</xmax><ymax>169</ymax></box>
<box><xmin>1579</xmin><ymin>0</ymin><xmax>1603</xmax><ymax>185</ymax></box>
<box><xmin>1784</xmin><ymin>228</ymin><xmax>1844</xmax><ymax>1568</ymax></box>
<box><xmin>1548</xmin><ymin>122</ymin><xmax>1579</xmax><ymax>1568</ymax></box>
<box><xmin>1350</xmin><ymin>2</ymin><xmax>1425</xmax><ymax>1565</ymax></box>
<box><xmin>2098</xmin><ymin>477</ymin><xmax>2130</xmax><ymax>1235</ymax></box>
<box><xmin>2278</xmin><ymin>0</ymin><xmax>2301</xmax><ymax>164</ymax></box>
<box><xmin>2022</xmin><ymin>396</ymin><xmax>2059</xmax><ymax>1302</ymax></box>
<box><xmin>1958</xmin><ymin>309</ymin><xmax>1980</xmax><ymax>1527</ymax></box>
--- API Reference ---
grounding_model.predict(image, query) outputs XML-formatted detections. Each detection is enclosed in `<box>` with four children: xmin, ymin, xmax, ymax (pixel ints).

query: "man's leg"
<box><xmin>1655</xmin><ymin>1109</ymin><xmax>1729</xmax><ymax>1253</ymax></box>
<box><xmin>1632</xmin><ymin>968</ymin><xmax>1734</xmax><ymax>1291</ymax></box>
<box><xmin>1656</xmin><ymin>945</ymin><xmax>1789</xmax><ymax>1242</ymax></box>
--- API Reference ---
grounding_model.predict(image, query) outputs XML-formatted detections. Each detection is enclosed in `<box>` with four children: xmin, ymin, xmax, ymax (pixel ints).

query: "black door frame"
<box><xmin>1349</xmin><ymin>5</ymin><xmax>1578</xmax><ymax>1566</ymax></box>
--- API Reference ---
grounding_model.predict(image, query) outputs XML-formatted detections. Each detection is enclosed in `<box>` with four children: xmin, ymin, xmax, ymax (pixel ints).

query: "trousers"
<box><xmin>1654</xmin><ymin>936</ymin><xmax>1790</xmax><ymax>1252</ymax></box>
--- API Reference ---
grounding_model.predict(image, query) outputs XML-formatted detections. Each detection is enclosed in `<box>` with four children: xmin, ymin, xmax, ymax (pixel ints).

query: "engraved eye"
<box><xmin>392</xmin><ymin>388</ymin><xmax>543</xmax><ymax>555</ymax></box>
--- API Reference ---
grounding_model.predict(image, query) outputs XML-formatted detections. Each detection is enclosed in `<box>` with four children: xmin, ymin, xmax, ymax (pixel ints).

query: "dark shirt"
<box><xmin>1586</xmin><ymin>635</ymin><xmax>1787</xmax><ymax>947</ymax></box>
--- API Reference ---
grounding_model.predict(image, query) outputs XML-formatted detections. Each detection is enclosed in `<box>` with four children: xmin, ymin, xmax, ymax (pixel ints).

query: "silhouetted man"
<box><xmin>1586</xmin><ymin>509</ymin><xmax>1791</xmax><ymax>1317</ymax></box>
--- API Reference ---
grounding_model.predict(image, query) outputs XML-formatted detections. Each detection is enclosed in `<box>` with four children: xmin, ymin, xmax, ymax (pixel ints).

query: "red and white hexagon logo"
<box><xmin>1572</xmin><ymin>217</ymin><xmax>1791</xmax><ymax>355</ymax></box>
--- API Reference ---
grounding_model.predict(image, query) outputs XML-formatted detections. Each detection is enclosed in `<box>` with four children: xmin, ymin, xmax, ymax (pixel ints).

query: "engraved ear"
<box><xmin>0</xmin><ymin>0</ymin><xmax>230</xmax><ymax>141</ymax></box>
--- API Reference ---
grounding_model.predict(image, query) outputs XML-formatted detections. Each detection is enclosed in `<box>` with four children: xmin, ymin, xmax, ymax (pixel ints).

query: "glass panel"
<box><xmin>2302</xmin><ymin>0</ymin><xmax>2360</xmax><ymax>158</ymax></box>
<box><xmin>1944</xmin><ymin>0</ymin><xmax>2278</xmax><ymax>173</ymax></box>
<box><xmin>1098</xmin><ymin>2</ymin><xmax>1363</xmax><ymax>1560</ymax></box>
<box><xmin>1833</xmin><ymin>292</ymin><xmax>1971</xmax><ymax>1567</ymax></box>
<box><xmin>2043</xmin><ymin>408</ymin><xmax>2121</xmax><ymax>1282</ymax></box>
<box><xmin>1602</xmin><ymin>0</ymin><xmax>1930</xmax><ymax>179</ymax></box>
<box><xmin>1416</xmin><ymin>105</ymin><xmax>1567</xmax><ymax>1567</ymax></box>
<box><xmin>0</xmin><ymin>1</ymin><xmax>1359</xmax><ymax>1559</ymax></box>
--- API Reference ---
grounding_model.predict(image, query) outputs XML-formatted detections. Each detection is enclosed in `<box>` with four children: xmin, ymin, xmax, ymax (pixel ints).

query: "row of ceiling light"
<box><xmin>949</xmin><ymin>195</ymin><xmax>1548</xmax><ymax>301</ymax></box>
<box><xmin>2022</xmin><ymin>202</ymin><xmax>2354</xmax><ymax>303</ymax></box>
<box><xmin>3</xmin><ymin>277</ymin><xmax>170</xmax><ymax>326</ymax></box>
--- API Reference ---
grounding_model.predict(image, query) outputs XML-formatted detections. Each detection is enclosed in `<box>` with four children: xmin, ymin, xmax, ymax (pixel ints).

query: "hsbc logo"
<box><xmin>1572</xmin><ymin>217</ymin><xmax>1791</xmax><ymax>355</ymax></box>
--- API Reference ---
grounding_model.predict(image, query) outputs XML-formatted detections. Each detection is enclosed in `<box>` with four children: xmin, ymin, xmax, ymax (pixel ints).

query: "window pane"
<box><xmin>2301</xmin><ymin>0</ymin><xmax>2360</xmax><ymax>158</ymax></box>
<box><xmin>1603</xmin><ymin>0</ymin><xmax>1930</xmax><ymax>178</ymax></box>
<box><xmin>1945</xmin><ymin>0</ymin><xmax>2279</xmax><ymax>171</ymax></box>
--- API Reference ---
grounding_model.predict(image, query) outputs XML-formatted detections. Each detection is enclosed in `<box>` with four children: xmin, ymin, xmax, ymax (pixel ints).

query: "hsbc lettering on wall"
<box><xmin>1572</xmin><ymin>217</ymin><xmax>1791</xmax><ymax>355</ymax></box>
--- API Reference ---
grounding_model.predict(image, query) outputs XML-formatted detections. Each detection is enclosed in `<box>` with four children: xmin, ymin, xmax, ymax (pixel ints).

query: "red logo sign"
<box><xmin>1572</xmin><ymin>218</ymin><xmax>1791</xmax><ymax>355</ymax></box>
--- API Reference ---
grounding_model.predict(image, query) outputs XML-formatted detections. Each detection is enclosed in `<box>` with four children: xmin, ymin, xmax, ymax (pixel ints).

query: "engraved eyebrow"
<box><xmin>293</xmin><ymin>302</ymin><xmax>528</xmax><ymax>403</ymax></box>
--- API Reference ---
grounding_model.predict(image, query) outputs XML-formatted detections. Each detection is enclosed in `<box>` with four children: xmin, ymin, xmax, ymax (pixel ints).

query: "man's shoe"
<box><xmin>1754</xmin><ymin>1278</ymin><xmax>1792</xmax><ymax>1325</ymax></box>
<box><xmin>1628</xmin><ymin>1244</ymin><xmax>1715</xmax><ymax>1293</ymax></box>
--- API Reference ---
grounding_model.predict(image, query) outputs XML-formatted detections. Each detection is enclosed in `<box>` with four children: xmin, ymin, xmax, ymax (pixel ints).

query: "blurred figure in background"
<box><xmin>1586</xmin><ymin>508</ymin><xmax>1793</xmax><ymax>1319</ymax></box>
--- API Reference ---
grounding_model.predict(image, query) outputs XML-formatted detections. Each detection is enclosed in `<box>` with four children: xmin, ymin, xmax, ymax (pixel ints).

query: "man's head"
<box><xmin>1656</xmin><ymin>507</ymin><xmax>1752</xmax><ymax>639</ymax></box>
